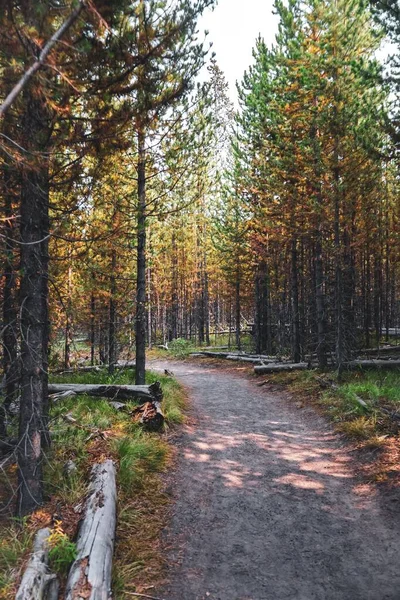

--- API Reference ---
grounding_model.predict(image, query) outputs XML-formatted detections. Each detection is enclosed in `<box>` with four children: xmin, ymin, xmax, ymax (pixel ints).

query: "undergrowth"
<box><xmin>262</xmin><ymin>368</ymin><xmax>400</xmax><ymax>481</ymax></box>
<box><xmin>0</xmin><ymin>366</ymin><xmax>186</xmax><ymax>599</ymax></box>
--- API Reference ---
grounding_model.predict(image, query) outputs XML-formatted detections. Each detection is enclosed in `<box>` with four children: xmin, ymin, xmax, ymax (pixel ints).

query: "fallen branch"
<box><xmin>346</xmin><ymin>360</ymin><xmax>400</xmax><ymax>370</ymax></box>
<box><xmin>254</xmin><ymin>363</ymin><xmax>309</xmax><ymax>375</ymax></box>
<box><xmin>48</xmin><ymin>382</ymin><xmax>163</xmax><ymax>403</ymax></box>
<box><xmin>65</xmin><ymin>460</ymin><xmax>116</xmax><ymax>600</ymax></box>
<box><xmin>0</xmin><ymin>1</ymin><xmax>87</xmax><ymax>118</ymax></box>
<box><xmin>16</xmin><ymin>528</ymin><xmax>59</xmax><ymax>600</ymax></box>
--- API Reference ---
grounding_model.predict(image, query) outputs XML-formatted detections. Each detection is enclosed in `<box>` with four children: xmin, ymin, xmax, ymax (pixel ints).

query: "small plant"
<box><xmin>337</xmin><ymin>416</ymin><xmax>377</xmax><ymax>439</ymax></box>
<box><xmin>48</xmin><ymin>521</ymin><xmax>77</xmax><ymax>575</ymax></box>
<box><xmin>167</xmin><ymin>338</ymin><xmax>194</xmax><ymax>358</ymax></box>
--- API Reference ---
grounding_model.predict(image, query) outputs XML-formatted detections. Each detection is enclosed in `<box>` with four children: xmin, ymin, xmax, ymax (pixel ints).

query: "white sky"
<box><xmin>198</xmin><ymin>0</ymin><xmax>279</xmax><ymax>105</ymax></box>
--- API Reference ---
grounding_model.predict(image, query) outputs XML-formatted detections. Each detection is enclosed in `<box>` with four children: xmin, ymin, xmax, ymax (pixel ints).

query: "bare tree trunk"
<box><xmin>17</xmin><ymin>87</ymin><xmax>50</xmax><ymax>516</ymax></box>
<box><xmin>64</xmin><ymin>261</ymin><xmax>72</xmax><ymax>370</ymax></box>
<box><xmin>108</xmin><ymin>250</ymin><xmax>117</xmax><ymax>374</ymax></box>
<box><xmin>135</xmin><ymin>128</ymin><xmax>147</xmax><ymax>385</ymax></box>
<box><xmin>90</xmin><ymin>289</ymin><xmax>95</xmax><ymax>366</ymax></box>
<box><xmin>291</xmin><ymin>238</ymin><xmax>301</xmax><ymax>363</ymax></box>
<box><xmin>235</xmin><ymin>268</ymin><xmax>241</xmax><ymax>351</ymax></box>
<box><xmin>2</xmin><ymin>160</ymin><xmax>19</xmax><ymax>416</ymax></box>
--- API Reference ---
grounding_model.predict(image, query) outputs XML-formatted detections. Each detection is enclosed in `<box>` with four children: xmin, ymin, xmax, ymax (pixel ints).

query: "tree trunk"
<box><xmin>235</xmin><ymin>271</ymin><xmax>241</xmax><ymax>351</ymax></box>
<box><xmin>108</xmin><ymin>249</ymin><xmax>117</xmax><ymax>374</ymax></box>
<box><xmin>135</xmin><ymin>128</ymin><xmax>147</xmax><ymax>385</ymax></box>
<box><xmin>2</xmin><ymin>159</ymin><xmax>19</xmax><ymax>416</ymax></box>
<box><xmin>17</xmin><ymin>86</ymin><xmax>51</xmax><ymax>516</ymax></box>
<box><xmin>90</xmin><ymin>290</ymin><xmax>96</xmax><ymax>366</ymax></box>
<box><xmin>291</xmin><ymin>238</ymin><xmax>301</xmax><ymax>363</ymax></box>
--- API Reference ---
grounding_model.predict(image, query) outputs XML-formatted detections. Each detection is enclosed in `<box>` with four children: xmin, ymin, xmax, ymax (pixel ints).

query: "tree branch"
<box><xmin>0</xmin><ymin>0</ymin><xmax>87</xmax><ymax>119</ymax></box>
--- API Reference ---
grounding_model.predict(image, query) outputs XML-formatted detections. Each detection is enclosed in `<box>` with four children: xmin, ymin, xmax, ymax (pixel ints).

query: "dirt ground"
<box><xmin>151</xmin><ymin>360</ymin><xmax>400</xmax><ymax>600</ymax></box>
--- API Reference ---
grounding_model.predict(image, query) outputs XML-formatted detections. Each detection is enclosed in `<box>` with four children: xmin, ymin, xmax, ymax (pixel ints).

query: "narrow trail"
<box><xmin>151</xmin><ymin>360</ymin><xmax>400</xmax><ymax>600</ymax></box>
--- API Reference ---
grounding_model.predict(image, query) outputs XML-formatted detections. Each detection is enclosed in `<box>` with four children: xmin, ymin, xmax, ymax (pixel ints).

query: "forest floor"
<box><xmin>150</xmin><ymin>358</ymin><xmax>400</xmax><ymax>600</ymax></box>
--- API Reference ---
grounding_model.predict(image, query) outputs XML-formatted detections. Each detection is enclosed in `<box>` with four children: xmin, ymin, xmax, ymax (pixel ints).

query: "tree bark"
<box><xmin>48</xmin><ymin>381</ymin><xmax>163</xmax><ymax>403</ymax></box>
<box><xmin>17</xmin><ymin>85</ymin><xmax>51</xmax><ymax>517</ymax></box>
<box><xmin>2</xmin><ymin>152</ymin><xmax>19</xmax><ymax>416</ymax></box>
<box><xmin>16</xmin><ymin>528</ymin><xmax>59</xmax><ymax>600</ymax></box>
<box><xmin>65</xmin><ymin>461</ymin><xmax>116</xmax><ymax>600</ymax></box>
<box><xmin>135</xmin><ymin>128</ymin><xmax>147</xmax><ymax>385</ymax></box>
<box><xmin>108</xmin><ymin>249</ymin><xmax>117</xmax><ymax>374</ymax></box>
<box><xmin>291</xmin><ymin>238</ymin><xmax>301</xmax><ymax>363</ymax></box>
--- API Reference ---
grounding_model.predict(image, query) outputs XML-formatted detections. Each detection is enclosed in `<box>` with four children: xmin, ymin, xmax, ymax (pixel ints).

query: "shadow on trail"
<box><xmin>153</xmin><ymin>361</ymin><xmax>400</xmax><ymax>600</ymax></box>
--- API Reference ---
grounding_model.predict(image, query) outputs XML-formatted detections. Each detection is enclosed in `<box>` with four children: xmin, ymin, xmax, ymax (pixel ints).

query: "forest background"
<box><xmin>0</xmin><ymin>0</ymin><xmax>399</xmax><ymax>517</ymax></box>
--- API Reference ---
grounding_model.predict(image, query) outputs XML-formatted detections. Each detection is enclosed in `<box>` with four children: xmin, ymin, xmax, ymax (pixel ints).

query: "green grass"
<box><xmin>115</xmin><ymin>432</ymin><xmax>169</xmax><ymax>493</ymax></box>
<box><xmin>1</xmin><ymin>366</ymin><xmax>186</xmax><ymax>599</ymax></box>
<box><xmin>266</xmin><ymin>368</ymin><xmax>400</xmax><ymax>443</ymax></box>
<box><xmin>0</xmin><ymin>522</ymin><xmax>33</xmax><ymax>599</ymax></box>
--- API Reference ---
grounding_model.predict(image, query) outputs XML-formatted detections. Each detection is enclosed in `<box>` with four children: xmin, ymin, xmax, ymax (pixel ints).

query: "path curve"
<box><xmin>152</xmin><ymin>360</ymin><xmax>400</xmax><ymax>600</ymax></box>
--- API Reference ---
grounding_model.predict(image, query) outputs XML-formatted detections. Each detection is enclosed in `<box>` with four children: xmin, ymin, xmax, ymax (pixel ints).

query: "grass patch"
<box><xmin>116</xmin><ymin>433</ymin><xmax>169</xmax><ymax>493</ymax></box>
<box><xmin>0</xmin><ymin>523</ymin><xmax>33</xmax><ymax>599</ymax></box>
<box><xmin>1</xmin><ymin>365</ymin><xmax>186</xmax><ymax>599</ymax></box>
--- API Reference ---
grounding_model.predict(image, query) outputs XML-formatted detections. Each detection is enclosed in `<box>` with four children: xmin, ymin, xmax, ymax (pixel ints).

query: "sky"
<box><xmin>198</xmin><ymin>0</ymin><xmax>279</xmax><ymax>105</ymax></box>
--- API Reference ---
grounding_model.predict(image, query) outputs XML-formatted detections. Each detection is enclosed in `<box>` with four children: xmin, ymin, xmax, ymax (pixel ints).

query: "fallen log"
<box><xmin>48</xmin><ymin>382</ymin><xmax>163</xmax><ymax>403</ymax></box>
<box><xmin>225</xmin><ymin>355</ymin><xmax>263</xmax><ymax>363</ymax></box>
<box><xmin>254</xmin><ymin>362</ymin><xmax>309</xmax><ymax>375</ymax></box>
<box><xmin>346</xmin><ymin>360</ymin><xmax>400</xmax><ymax>370</ymax></box>
<box><xmin>16</xmin><ymin>528</ymin><xmax>59</xmax><ymax>600</ymax></box>
<box><xmin>190</xmin><ymin>351</ymin><xmax>230</xmax><ymax>358</ymax></box>
<box><xmin>359</xmin><ymin>345</ymin><xmax>400</xmax><ymax>356</ymax></box>
<box><xmin>65</xmin><ymin>460</ymin><xmax>116</xmax><ymax>600</ymax></box>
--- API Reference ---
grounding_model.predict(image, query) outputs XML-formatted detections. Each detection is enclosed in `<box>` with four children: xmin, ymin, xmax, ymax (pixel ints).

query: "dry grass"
<box><xmin>113</xmin><ymin>454</ymin><xmax>176</xmax><ymax>598</ymax></box>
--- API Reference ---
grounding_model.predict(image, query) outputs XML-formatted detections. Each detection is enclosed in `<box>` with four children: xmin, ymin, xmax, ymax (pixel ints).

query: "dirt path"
<box><xmin>151</xmin><ymin>360</ymin><xmax>400</xmax><ymax>600</ymax></box>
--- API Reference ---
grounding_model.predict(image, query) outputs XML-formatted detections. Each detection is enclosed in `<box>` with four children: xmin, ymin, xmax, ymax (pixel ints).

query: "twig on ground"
<box><xmin>124</xmin><ymin>593</ymin><xmax>168</xmax><ymax>600</ymax></box>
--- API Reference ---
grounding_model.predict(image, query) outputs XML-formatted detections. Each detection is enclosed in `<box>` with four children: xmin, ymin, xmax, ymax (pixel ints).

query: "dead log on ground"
<box><xmin>16</xmin><ymin>528</ymin><xmax>59</xmax><ymax>600</ymax></box>
<box><xmin>254</xmin><ymin>362</ymin><xmax>309</xmax><ymax>375</ymax></box>
<box><xmin>358</xmin><ymin>346</ymin><xmax>400</xmax><ymax>356</ymax></box>
<box><xmin>190</xmin><ymin>351</ymin><xmax>230</xmax><ymax>358</ymax></box>
<box><xmin>48</xmin><ymin>382</ymin><xmax>163</xmax><ymax>403</ymax></box>
<box><xmin>346</xmin><ymin>360</ymin><xmax>400</xmax><ymax>370</ymax></box>
<box><xmin>65</xmin><ymin>460</ymin><xmax>116</xmax><ymax>600</ymax></box>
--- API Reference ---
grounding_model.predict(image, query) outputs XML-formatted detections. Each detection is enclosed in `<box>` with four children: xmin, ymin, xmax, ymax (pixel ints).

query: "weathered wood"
<box><xmin>358</xmin><ymin>346</ymin><xmax>400</xmax><ymax>357</ymax></box>
<box><xmin>65</xmin><ymin>460</ymin><xmax>117</xmax><ymax>600</ymax></box>
<box><xmin>54</xmin><ymin>360</ymin><xmax>136</xmax><ymax>375</ymax></box>
<box><xmin>224</xmin><ymin>355</ymin><xmax>263</xmax><ymax>363</ymax></box>
<box><xmin>190</xmin><ymin>351</ymin><xmax>230</xmax><ymax>358</ymax></box>
<box><xmin>48</xmin><ymin>382</ymin><xmax>163</xmax><ymax>403</ymax></box>
<box><xmin>16</xmin><ymin>528</ymin><xmax>59</xmax><ymax>600</ymax></box>
<box><xmin>49</xmin><ymin>390</ymin><xmax>77</xmax><ymax>402</ymax></box>
<box><xmin>137</xmin><ymin>401</ymin><xmax>165</xmax><ymax>432</ymax></box>
<box><xmin>191</xmin><ymin>351</ymin><xmax>280</xmax><ymax>363</ymax></box>
<box><xmin>346</xmin><ymin>360</ymin><xmax>400</xmax><ymax>370</ymax></box>
<box><xmin>254</xmin><ymin>362</ymin><xmax>309</xmax><ymax>374</ymax></box>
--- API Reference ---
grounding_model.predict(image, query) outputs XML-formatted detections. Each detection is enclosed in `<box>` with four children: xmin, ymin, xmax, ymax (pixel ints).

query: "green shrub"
<box><xmin>167</xmin><ymin>338</ymin><xmax>195</xmax><ymax>358</ymax></box>
<box><xmin>48</xmin><ymin>525</ymin><xmax>77</xmax><ymax>575</ymax></box>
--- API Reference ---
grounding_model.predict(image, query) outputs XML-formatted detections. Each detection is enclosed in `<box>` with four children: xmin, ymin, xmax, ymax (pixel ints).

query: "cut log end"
<box><xmin>16</xmin><ymin>528</ymin><xmax>59</xmax><ymax>600</ymax></box>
